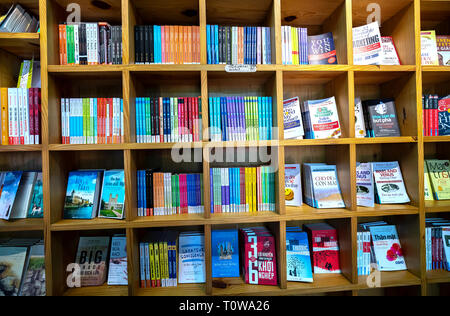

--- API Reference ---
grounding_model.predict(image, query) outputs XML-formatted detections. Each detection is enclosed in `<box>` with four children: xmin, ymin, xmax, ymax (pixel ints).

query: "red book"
<box><xmin>434</xmin><ymin>95</ymin><xmax>439</xmax><ymax>136</ymax></box>
<box><xmin>194</xmin><ymin>97</ymin><xmax>199</xmax><ymax>141</ymax></box>
<box><xmin>109</xmin><ymin>98</ymin><xmax>113</xmax><ymax>144</ymax></box>
<box><xmin>188</xmin><ymin>97</ymin><xmax>193</xmax><ymax>141</ymax></box>
<box><xmin>304</xmin><ymin>223</ymin><xmax>341</xmax><ymax>274</ymax></box>
<box><xmin>28</xmin><ymin>89</ymin><xmax>34</xmax><ymax>144</ymax></box>
<box><xmin>179</xmin><ymin>98</ymin><xmax>185</xmax><ymax>142</ymax></box>
<box><xmin>159</xmin><ymin>98</ymin><xmax>164</xmax><ymax>143</ymax></box>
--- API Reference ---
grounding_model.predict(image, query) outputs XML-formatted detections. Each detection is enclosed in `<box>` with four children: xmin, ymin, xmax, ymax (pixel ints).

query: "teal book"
<box><xmin>63</xmin><ymin>170</ymin><xmax>102</xmax><ymax>219</ymax></box>
<box><xmin>27</xmin><ymin>172</ymin><xmax>44</xmax><ymax>218</ymax></box>
<box><xmin>98</xmin><ymin>170</ymin><xmax>125</xmax><ymax>219</ymax></box>
<box><xmin>0</xmin><ymin>171</ymin><xmax>23</xmax><ymax>220</ymax></box>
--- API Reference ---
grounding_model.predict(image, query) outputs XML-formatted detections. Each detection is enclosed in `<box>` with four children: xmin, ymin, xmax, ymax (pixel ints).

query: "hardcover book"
<box><xmin>363</xmin><ymin>99</ymin><xmax>401</xmax><ymax>137</ymax></box>
<box><xmin>421</xmin><ymin>31</ymin><xmax>439</xmax><ymax>65</ymax></box>
<box><xmin>107</xmin><ymin>235</ymin><xmax>127</xmax><ymax>285</ymax></box>
<box><xmin>0</xmin><ymin>171</ymin><xmax>23</xmax><ymax>220</ymax></box>
<box><xmin>286</xmin><ymin>229</ymin><xmax>313</xmax><ymax>282</ymax></box>
<box><xmin>27</xmin><ymin>172</ymin><xmax>43</xmax><ymax>218</ymax></box>
<box><xmin>98</xmin><ymin>169</ymin><xmax>125</xmax><ymax>219</ymax></box>
<box><xmin>285</xmin><ymin>164</ymin><xmax>302</xmax><ymax>207</ymax></box>
<box><xmin>372</xmin><ymin>162</ymin><xmax>410</xmax><ymax>204</ymax></box>
<box><xmin>369</xmin><ymin>225</ymin><xmax>407</xmax><ymax>271</ymax></box>
<box><xmin>211</xmin><ymin>229</ymin><xmax>239</xmax><ymax>278</ymax></box>
<box><xmin>304</xmin><ymin>223</ymin><xmax>341</xmax><ymax>274</ymax></box>
<box><xmin>63</xmin><ymin>170</ymin><xmax>102</xmax><ymax>219</ymax></box>
<box><xmin>352</xmin><ymin>22</ymin><xmax>382</xmax><ymax>65</ymax></box>
<box><xmin>283</xmin><ymin>97</ymin><xmax>304</xmax><ymax>140</ymax></box>
<box><xmin>356</xmin><ymin>162</ymin><xmax>375</xmax><ymax>207</ymax></box>
<box><xmin>307</xmin><ymin>32</ymin><xmax>337</xmax><ymax>65</ymax></box>
<box><xmin>178</xmin><ymin>232</ymin><xmax>205</xmax><ymax>283</ymax></box>
<box><xmin>0</xmin><ymin>246</ymin><xmax>29</xmax><ymax>296</ymax></box>
<box><xmin>426</xmin><ymin>159</ymin><xmax>450</xmax><ymax>200</ymax></box>
<box><xmin>19</xmin><ymin>244</ymin><xmax>45</xmax><ymax>296</ymax></box>
<box><xmin>74</xmin><ymin>236</ymin><xmax>110</xmax><ymax>287</ymax></box>
<box><xmin>437</xmin><ymin>36</ymin><xmax>450</xmax><ymax>66</ymax></box>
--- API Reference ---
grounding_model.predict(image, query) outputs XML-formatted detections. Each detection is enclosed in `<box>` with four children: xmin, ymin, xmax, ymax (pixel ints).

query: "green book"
<box><xmin>426</xmin><ymin>159</ymin><xmax>450</xmax><ymax>200</ymax></box>
<box><xmin>82</xmin><ymin>98</ymin><xmax>87</xmax><ymax>144</ymax></box>
<box><xmin>245</xmin><ymin>97</ymin><xmax>250</xmax><ymax>141</ymax></box>
<box><xmin>67</xmin><ymin>25</ymin><xmax>75</xmax><ymax>64</ymax></box>
<box><xmin>90</xmin><ymin>98</ymin><xmax>94</xmax><ymax>144</ymax></box>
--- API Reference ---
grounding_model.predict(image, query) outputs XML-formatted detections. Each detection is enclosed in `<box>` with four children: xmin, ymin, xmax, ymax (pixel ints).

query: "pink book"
<box><xmin>257</xmin><ymin>167</ymin><xmax>261</xmax><ymax>211</ymax></box>
<box><xmin>28</xmin><ymin>88</ymin><xmax>35</xmax><ymax>144</ymax></box>
<box><xmin>159</xmin><ymin>97</ymin><xmax>164</xmax><ymax>142</ymax></box>
<box><xmin>183</xmin><ymin>97</ymin><xmax>188</xmax><ymax>142</ymax></box>
<box><xmin>188</xmin><ymin>97</ymin><xmax>193</xmax><ymax>141</ymax></box>
<box><xmin>194</xmin><ymin>97</ymin><xmax>199</xmax><ymax>141</ymax></box>
<box><xmin>161</xmin><ymin>26</ymin><xmax>165</xmax><ymax>64</ymax></box>
<box><xmin>179</xmin><ymin>174</ymin><xmax>186</xmax><ymax>214</ymax></box>
<box><xmin>179</xmin><ymin>98</ymin><xmax>184</xmax><ymax>141</ymax></box>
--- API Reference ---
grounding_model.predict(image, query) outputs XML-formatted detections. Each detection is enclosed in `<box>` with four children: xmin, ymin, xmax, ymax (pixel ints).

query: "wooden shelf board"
<box><xmin>63</xmin><ymin>284</ymin><xmax>128</xmax><ymax>296</ymax></box>
<box><xmin>131</xmin><ymin>213</ymin><xmax>205</xmax><ymax>228</ymax></box>
<box><xmin>425</xmin><ymin>200</ymin><xmax>450</xmax><ymax>213</ymax></box>
<box><xmin>211</xmin><ymin>277</ymin><xmax>284</xmax><ymax>296</ymax></box>
<box><xmin>354</xmin><ymin>137</ymin><xmax>418</xmax><ymax>144</ymax></box>
<box><xmin>136</xmin><ymin>283</ymin><xmax>206</xmax><ymax>296</ymax></box>
<box><xmin>353</xmin><ymin>65</ymin><xmax>416</xmax><ymax>72</ymax></box>
<box><xmin>356</xmin><ymin>204</ymin><xmax>419</xmax><ymax>217</ymax></box>
<box><xmin>422</xmin><ymin>66</ymin><xmax>450</xmax><ymax>72</ymax></box>
<box><xmin>209</xmin><ymin>211</ymin><xmax>280</xmax><ymax>225</ymax></box>
<box><xmin>0</xmin><ymin>145</ymin><xmax>42</xmax><ymax>152</ymax></box>
<box><xmin>48</xmin><ymin>144</ymin><xmax>126</xmax><ymax>151</ymax></box>
<box><xmin>357</xmin><ymin>270</ymin><xmax>421</xmax><ymax>289</ymax></box>
<box><xmin>282</xmin><ymin>138</ymin><xmax>352</xmax><ymax>146</ymax></box>
<box><xmin>424</xmin><ymin>136</ymin><xmax>450</xmax><ymax>143</ymax></box>
<box><xmin>128</xmin><ymin>64</ymin><xmax>203</xmax><ymax>72</ymax></box>
<box><xmin>129</xmin><ymin>142</ymin><xmax>203</xmax><ymax>150</ymax></box>
<box><xmin>47</xmin><ymin>65</ymin><xmax>125</xmax><ymax>73</ymax></box>
<box><xmin>285</xmin><ymin>205</ymin><xmax>353</xmax><ymax>220</ymax></box>
<box><xmin>0</xmin><ymin>33</ymin><xmax>40</xmax><ymax>59</ymax></box>
<box><xmin>279</xmin><ymin>65</ymin><xmax>351</xmax><ymax>72</ymax></box>
<box><xmin>0</xmin><ymin>218</ymin><xmax>44</xmax><ymax>232</ymax></box>
<box><xmin>426</xmin><ymin>270</ymin><xmax>450</xmax><ymax>284</ymax></box>
<box><xmin>284</xmin><ymin>274</ymin><xmax>355</xmax><ymax>295</ymax></box>
<box><xmin>50</xmin><ymin>218</ymin><xmax>128</xmax><ymax>231</ymax></box>
<box><xmin>206</xmin><ymin>140</ymin><xmax>279</xmax><ymax>148</ymax></box>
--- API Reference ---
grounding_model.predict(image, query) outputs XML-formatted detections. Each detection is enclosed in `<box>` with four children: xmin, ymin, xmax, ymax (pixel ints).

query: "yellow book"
<box><xmin>148</xmin><ymin>243</ymin><xmax>156</xmax><ymax>287</ymax></box>
<box><xmin>245</xmin><ymin>168</ymin><xmax>250</xmax><ymax>213</ymax></box>
<box><xmin>153</xmin><ymin>242</ymin><xmax>161</xmax><ymax>287</ymax></box>
<box><xmin>291</xmin><ymin>27</ymin><xmax>298</xmax><ymax>65</ymax></box>
<box><xmin>424</xmin><ymin>163</ymin><xmax>434</xmax><ymax>201</ymax></box>
<box><xmin>163</xmin><ymin>241</ymin><xmax>169</xmax><ymax>286</ymax></box>
<box><xmin>159</xmin><ymin>242</ymin><xmax>165</xmax><ymax>287</ymax></box>
<box><xmin>252</xmin><ymin>168</ymin><xmax>257</xmax><ymax>213</ymax></box>
<box><xmin>1</xmin><ymin>88</ymin><xmax>8</xmax><ymax>145</ymax></box>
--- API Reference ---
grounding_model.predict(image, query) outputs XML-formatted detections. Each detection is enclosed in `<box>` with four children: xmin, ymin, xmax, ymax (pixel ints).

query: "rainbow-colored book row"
<box><xmin>136</xmin><ymin>97</ymin><xmax>202</xmax><ymax>143</ymax></box>
<box><xmin>61</xmin><ymin>98</ymin><xmax>124</xmax><ymax>144</ymax></box>
<box><xmin>210</xmin><ymin>167</ymin><xmax>276</xmax><ymax>214</ymax></box>
<box><xmin>208</xmin><ymin>96</ymin><xmax>273</xmax><ymax>142</ymax></box>
<box><xmin>137</xmin><ymin>170</ymin><xmax>204</xmax><ymax>217</ymax></box>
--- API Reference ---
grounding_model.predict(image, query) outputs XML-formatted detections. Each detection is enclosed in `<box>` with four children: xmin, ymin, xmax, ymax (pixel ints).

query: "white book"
<box><xmin>356</xmin><ymin>162</ymin><xmax>375</xmax><ymax>207</ymax></box>
<box><xmin>106</xmin><ymin>99</ymin><xmax>110</xmax><ymax>144</ymax></box>
<box><xmin>372</xmin><ymin>161</ymin><xmax>410</xmax><ymax>204</ymax></box>
<box><xmin>421</xmin><ymin>30</ymin><xmax>439</xmax><ymax>66</ymax></box>
<box><xmin>74</xmin><ymin>24</ymin><xmax>80</xmax><ymax>64</ymax></box>
<box><xmin>89</xmin><ymin>98</ymin><xmax>94</xmax><ymax>144</ymax></box>
<box><xmin>283</xmin><ymin>97</ymin><xmax>304</xmax><ymax>139</ymax></box>
<box><xmin>352</xmin><ymin>22</ymin><xmax>382</xmax><ymax>65</ymax></box>
<box><xmin>355</xmin><ymin>97</ymin><xmax>366</xmax><ymax>138</ymax></box>
<box><xmin>178</xmin><ymin>233</ymin><xmax>205</xmax><ymax>284</ymax></box>
<box><xmin>305</xmin><ymin>97</ymin><xmax>341</xmax><ymax>139</ymax></box>
<box><xmin>369</xmin><ymin>225</ymin><xmax>407</xmax><ymax>271</ymax></box>
<box><xmin>287</xmin><ymin>26</ymin><xmax>292</xmax><ymax>65</ymax></box>
<box><xmin>17</xmin><ymin>88</ymin><xmax>23</xmax><ymax>144</ymax></box>
<box><xmin>285</xmin><ymin>164</ymin><xmax>302</xmax><ymax>206</ymax></box>
<box><xmin>120</xmin><ymin>100</ymin><xmax>124</xmax><ymax>143</ymax></box>
<box><xmin>257</xmin><ymin>27</ymin><xmax>261</xmax><ymax>64</ymax></box>
<box><xmin>78</xmin><ymin>98</ymin><xmax>83</xmax><ymax>144</ymax></box>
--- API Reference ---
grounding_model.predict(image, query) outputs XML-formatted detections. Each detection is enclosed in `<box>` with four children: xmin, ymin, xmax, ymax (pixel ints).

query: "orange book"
<box><xmin>173</xmin><ymin>26</ymin><xmax>179</xmax><ymax>64</ymax></box>
<box><xmin>196</xmin><ymin>26</ymin><xmax>201</xmax><ymax>64</ymax></box>
<box><xmin>58</xmin><ymin>25</ymin><xmax>64</xmax><ymax>65</ymax></box>
<box><xmin>179</xmin><ymin>26</ymin><xmax>184</xmax><ymax>64</ymax></box>
<box><xmin>1</xmin><ymin>88</ymin><xmax>8</xmax><ymax>145</ymax></box>
<box><xmin>169</xmin><ymin>26</ymin><xmax>174</xmax><ymax>64</ymax></box>
<box><xmin>102</xmin><ymin>98</ymin><xmax>106</xmax><ymax>144</ymax></box>
<box><xmin>184</xmin><ymin>26</ymin><xmax>189</xmax><ymax>64</ymax></box>
<box><xmin>239</xmin><ymin>27</ymin><xmax>244</xmax><ymax>64</ymax></box>
<box><xmin>159</xmin><ymin>173</ymin><xmax>164</xmax><ymax>216</ymax></box>
<box><xmin>187</xmin><ymin>26</ymin><xmax>192</xmax><ymax>64</ymax></box>
<box><xmin>165</xmin><ymin>26</ymin><xmax>170</xmax><ymax>64</ymax></box>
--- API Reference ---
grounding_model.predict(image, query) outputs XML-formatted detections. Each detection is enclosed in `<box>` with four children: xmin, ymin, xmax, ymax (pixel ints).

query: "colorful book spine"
<box><xmin>282</xmin><ymin>26</ymin><xmax>309</xmax><ymax>65</ymax></box>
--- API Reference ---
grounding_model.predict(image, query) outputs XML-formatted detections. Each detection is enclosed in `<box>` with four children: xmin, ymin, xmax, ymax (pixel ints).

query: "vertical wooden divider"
<box><xmin>350</xmin><ymin>216</ymin><xmax>358</xmax><ymax>284</ymax></box>
<box><xmin>126</xmin><ymin>227</ymin><xmax>137</xmax><ymax>296</ymax></box>
<box><xmin>272</xmin><ymin>0</ymin><xmax>282</xmax><ymax>66</ymax></box>
<box><xmin>199</xmin><ymin>0</ymin><xmax>207</xmax><ymax>65</ymax></box>
<box><xmin>205</xmin><ymin>224</ymin><xmax>212</xmax><ymax>295</ymax></box>
<box><xmin>345</xmin><ymin>0</ymin><xmax>353</xmax><ymax>65</ymax></box>
<box><xmin>278</xmin><ymin>221</ymin><xmax>287</xmax><ymax>289</ymax></box>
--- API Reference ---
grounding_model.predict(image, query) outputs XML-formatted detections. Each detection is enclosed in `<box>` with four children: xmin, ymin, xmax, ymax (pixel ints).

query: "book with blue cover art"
<box><xmin>98</xmin><ymin>170</ymin><xmax>125</xmax><ymax>219</ymax></box>
<box><xmin>307</xmin><ymin>164</ymin><xmax>345</xmax><ymax>209</ymax></box>
<box><xmin>0</xmin><ymin>171</ymin><xmax>23</xmax><ymax>220</ymax></box>
<box><xmin>27</xmin><ymin>172</ymin><xmax>44</xmax><ymax>218</ymax></box>
<box><xmin>212</xmin><ymin>229</ymin><xmax>239</xmax><ymax>278</ymax></box>
<box><xmin>286</xmin><ymin>229</ymin><xmax>313</xmax><ymax>282</ymax></box>
<box><xmin>63</xmin><ymin>170</ymin><xmax>102</xmax><ymax>219</ymax></box>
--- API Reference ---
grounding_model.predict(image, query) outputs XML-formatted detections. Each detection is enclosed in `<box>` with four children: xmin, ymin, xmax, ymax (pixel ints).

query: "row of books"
<box><xmin>207</xmin><ymin>25</ymin><xmax>272</xmax><ymax>65</ymax></box>
<box><xmin>0</xmin><ymin>4</ymin><xmax>38</xmax><ymax>33</ymax></box>
<box><xmin>136</xmin><ymin>97</ymin><xmax>202</xmax><ymax>144</ymax></box>
<box><xmin>281</xmin><ymin>26</ymin><xmax>310</xmax><ymax>65</ymax></box>
<box><xmin>422</xmin><ymin>94</ymin><xmax>450</xmax><ymax>137</ymax></box>
<box><xmin>73</xmin><ymin>235</ymin><xmax>127</xmax><ymax>287</ymax></box>
<box><xmin>421</xmin><ymin>31</ymin><xmax>449</xmax><ymax>66</ymax></box>
<box><xmin>425</xmin><ymin>159</ymin><xmax>450</xmax><ymax>201</ymax></box>
<box><xmin>426</xmin><ymin>218</ymin><xmax>450</xmax><ymax>271</ymax></box>
<box><xmin>356</xmin><ymin>161</ymin><xmax>410</xmax><ymax>207</ymax></box>
<box><xmin>134</xmin><ymin>25</ymin><xmax>200</xmax><ymax>65</ymax></box>
<box><xmin>60</xmin><ymin>98</ymin><xmax>124</xmax><ymax>144</ymax></box>
<box><xmin>283</xmin><ymin>97</ymin><xmax>341</xmax><ymax>140</ymax></box>
<box><xmin>0</xmin><ymin>171</ymin><xmax>43</xmax><ymax>221</ymax></box>
<box><xmin>357</xmin><ymin>222</ymin><xmax>407</xmax><ymax>276</ymax></box>
<box><xmin>352</xmin><ymin>22</ymin><xmax>401</xmax><ymax>65</ymax></box>
<box><xmin>58</xmin><ymin>23</ymin><xmax>123</xmax><ymax>65</ymax></box>
<box><xmin>137</xmin><ymin>171</ymin><xmax>204</xmax><ymax>217</ymax></box>
<box><xmin>355</xmin><ymin>98</ymin><xmax>401</xmax><ymax>138</ymax></box>
<box><xmin>210</xmin><ymin>167</ymin><xmax>276</xmax><ymax>214</ymax></box>
<box><xmin>209</xmin><ymin>96</ymin><xmax>273</xmax><ymax>142</ymax></box>
<box><xmin>63</xmin><ymin>170</ymin><xmax>125</xmax><ymax>220</ymax></box>
<box><xmin>17</xmin><ymin>60</ymin><xmax>41</xmax><ymax>89</ymax></box>
<box><xmin>0</xmin><ymin>239</ymin><xmax>45</xmax><ymax>296</ymax></box>
<box><xmin>0</xmin><ymin>88</ymin><xmax>41</xmax><ymax>145</ymax></box>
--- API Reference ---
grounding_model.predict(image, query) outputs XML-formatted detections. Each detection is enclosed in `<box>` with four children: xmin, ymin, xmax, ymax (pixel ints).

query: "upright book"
<box><xmin>372</xmin><ymin>162</ymin><xmax>410</xmax><ymax>204</ymax></box>
<box><xmin>285</xmin><ymin>164</ymin><xmax>302</xmax><ymax>207</ymax></box>
<box><xmin>426</xmin><ymin>159</ymin><xmax>450</xmax><ymax>200</ymax></box>
<box><xmin>307</xmin><ymin>32</ymin><xmax>337</xmax><ymax>65</ymax></box>
<box><xmin>107</xmin><ymin>235</ymin><xmax>128</xmax><ymax>285</ymax></box>
<box><xmin>74</xmin><ymin>236</ymin><xmax>110</xmax><ymax>287</ymax></box>
<box><xmin>211</xmin><ymin>229</ymin><xmax>239</xmax><ymax>278</ymax></box>
<box><xmin>178</xmin><ymin>232</ymin><xmax>205</xmax><ymax>283</ymax></box>
<box><xmin>286</xmin><ymin>229</ymin><xmax>313</xmax><ymax>282</ymax></box>
<box><xmin>421</xmin><ymin>31</ymin><xmax>439</xmax><ymax>65</ymax></box>
<box><xmin>369</xmin><ymin>225</ymin><xmax>407</xmax><ymax>271</ymax></box>
<box><xmin>437</xmin><ymin>36</ymin><xmax>450</xmax><ymax>66</ymax></box>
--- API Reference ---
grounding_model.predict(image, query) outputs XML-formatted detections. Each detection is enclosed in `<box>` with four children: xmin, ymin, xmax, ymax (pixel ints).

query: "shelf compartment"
<box><xmin>354</xmin><ymin>71</ymin><xmax>418</xmax><ymax>138</ymax></box>
<box><xmin>0</xmin><ymin>151</ymin><xmax>42</xmax><ymax>170</ymax></box>
<box><xmin>0</xmin><ymin>33</ymin><xmax>40</xmax><ymax>59</ymax></box>
<box><xmin>285</xmin><ymin>205</ymin><xmax>353</xmax><ymax>220</ymax></box>
<box><xmin>420</xmin><ymin>0</ymin><xmax>450</xmax><ymax>35</ymax></box>
<box><xmin>207</xmin><ymin>0</ymin><xmax>274</xmax><ymax>26</ymax></box>
<box><xmin>422</xmin><ymin>70</ymin><xmax>450</xmax><ymax>98</ymax></box>
<box><xmin>285</xmin><ymin>274</ymin><xmax>354</xmax><ymax>295</ymax></box>
<box><xmin>281</xmin><ymin>0</ymin><xmax>348</xmax><ymax>65</ymax></box>
<box><xmin>426</xmin><ymin>270</ymin><xmax>450</xmax><ymax>284</ymax></box>
<box><xmin>209</xmin><ymin>211</ymin><xmax>280</xmax><ymax>225</ymax></box>
<box><xmin>49</xmin><ymin>228</ymin><xmax>127</xmax><ymax>296</ymax></box>
<box><xmin>131</xmin><ymin>213</ymin><xmax>205</xmax><ymax>228</ymax></box>
<box><xmin>355</xmin><ymin>204</ymin><xmax>419</xmax><ymax>217</ymax></box>
<box><xmin>283</xmin><ymin>71</ymin><xmax>350</xmax><ymax>138</ymax></box>
<box><xmin>0</xmin><ymin>218</ymin><xmax>44</xmax><ymax>232</ymax></box>
<box><xmin>357</xmin><ymin>270</ymin><xmax>422</xmax><ymax>289</ymax></box>
<box><xmin>352</xmin><ymin>0</ymin><xmax>416</xmax><ymax>65</ymax></box>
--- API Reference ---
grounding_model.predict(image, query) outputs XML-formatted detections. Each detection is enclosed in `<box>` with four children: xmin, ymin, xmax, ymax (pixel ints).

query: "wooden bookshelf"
<box><xmin>0</xmin><ymin>0</ymin><xmax>449</xmax><ymax>296</ymax></box>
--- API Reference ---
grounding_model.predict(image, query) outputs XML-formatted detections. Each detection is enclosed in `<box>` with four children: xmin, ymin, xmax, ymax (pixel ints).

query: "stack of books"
<box><xmin>0</xmin><ymin>4</ymin><xmax>39</xmax><ymax>33</ymax></box>
<box><xmin>209</xmin><ymin>96</ymin><xmax>273</xmax><ymax>141</ymax></box>
<box><xmin>422</xmin><ymin>94</ymin><xmax>450</xmax><ymax>136</ymax></box>
<box><xmin>207</xmin><ymin>25</ymin><xmax>272</xmax><ymax>65</ymax></box>
<box><xmin>134</xmin><ymin>25</ymin><xmax>200</xmax><ymax>64</ymax></box>
<box><xmin>58</xmin><ymin>23</ymin><xmax>122</xmax><ymax>65</ymax></box>
<box><xmin>60</xmin><ymin>98</ymin><xmax>124</xmax><ymax>144</ymax></box>
<box><xmin>136</xmin><ymin>97</ymin><xmax>202</xmax><ymax>143</ymax></box>
<box><xmin>425</xmin><ymin>218</ymin><xmax>450</xmax><ymax>272</ymax></box>
<box><xmin>210</xmin><ymin>166</ymin><xmax>275</xmax><ymax>214</ymax></box>
<box><xmin>137</xmin><ymin>171</ymin><xmax>204</xmax><ymax>217</ymax></box>
<box><xmin>281</xmin><ymin>26</ymin><xmax>309</xmax><ymax>65</ymax></box>
<box><xmin>0</xmin><ymin>171</ymin><xmax>43</xmax><ymax>220</ymax></box>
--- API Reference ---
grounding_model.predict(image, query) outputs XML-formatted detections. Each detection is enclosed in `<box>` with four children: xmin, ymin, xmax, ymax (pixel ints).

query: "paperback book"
<box><xmin>307</xmin><ymin>32</ymin><xmax>337</xmax><ymax>65</ymax></box>
<box><xmin>74</xmin><ymin>236</ymin><xmax>110</xmax><ymax>287</ymax></box>
<box><xmin>107</xmin><ymin>235</ymin><xmax>127</xmax><ymax>285</ymax></box>
<box><xmin>0</xmin><ymin>246</ymin><xmax>28</xmax><ymax>296</ymax></box>
<box><xmin>381</xmin><ymin>36</ymin><xmax>401</xmax><ymax>65</ymax></box>
<box><xmin>362</xmin><ymin>99</ymin><xmax>401</xmax><ymax>137</ymax></box>
<box><xmin>19</xmin><ymin>244</ymin><xmax>45</xmax><ymax>296</ymax></box>
<box><xmin>369</xmin><ymin>225</ymin><xmax>407</xmax><ymax>271</ymax></box>
<box><xmin>98</xmin><ymin>169</ymin><xmax>125</xmax><ymax>219</ymax></box>
<box><xmin>301</xmin><ymin>97</ymin><xmax>341</xmax><ymax>139</ymax></box>
<box><xmin>355</xmin><ymin>97</ymin><xmax>366</xmax><ymax>138</ymax></box>
<box><xmin>437</xmin><ymin>36</ymin><xmax>450</xmax><ymax>66</ymax></box>
<box><xmin>421</xmin><ymin>31</ymin><xmax>439</xmax><ymax>65</ymax></box>
<box><xmin>283</xmin><ymin>97</ymin><xmax>304</xmax><ymax>140</ymax></box>
<box><xmin>372</xmin><ymin>162</ymin><xmax>410</xmax><ymax>204</ymax></box>
<box><xmin>211</xmin><ymin>229</ymin><xmax>239</xmax><ymax>278</ymax></box>
<box><xmin>27</xmin><ymin>172</ymin><xmax>43</xmax><ymax>218</ymax></box>
<box><xmin>356</xmin><ymin>162</ymin><xmax>375</xmax><ymax>207</ymax></box>
<box><xmin>178</xmin><ymin>232</ymin><xmax>205</xmax><ymax>284</ymax></box>
<box><xmin>286</xmin><ymin>228</ymin><xmax>313</xmax><ymax>282</ymax></box>
<box><xmin>426</xmin><ymin>159</ymin><xmax>450</xmax><ymax>200</ymax></box>
<box><xmin>285</xmin><ymin>164</ymin><xmax>302</xmax><ymax>207</ymax></box>
<box><xmin>352</xmin><ymin>22</ymin><xmax>382</xmax><ymax>65</ymax></box>
<box><xmin>0</xmin><ymin>171</ymin><xmax>23</xmax><ymax>220</ymax></box>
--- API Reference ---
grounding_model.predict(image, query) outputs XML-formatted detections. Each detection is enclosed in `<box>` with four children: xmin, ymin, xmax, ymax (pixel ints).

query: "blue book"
<box><xmin>208</xmin><ymin>97</ymin><xmax>214</xmax><ymax>139</ymax></box>
<box><xmin>244</xmin><ymin>27</ymin><xmax>248</xmax><ymax>64</ymax></box>
<box><xmin>212</xmin><ymin>229</ymin><xmax>240</xmax><ymax>278</ymax></box>
<box><xmin>268</xmin><ymin>97</ymin><xmax>273</xmax><ymax>140</ymax></box>
<box><xmin>99</xmin><ymin>170</ymin><xmax>125</xmax><ymax>219</ymax></box>
<box><xmin>0</xmin><ymin>171</ymin><xmax>23</xmax><ymax>220</ymax></box>
<box><xmin>153</xmin><ymin>26</ymin><xmax>158</xmax><ymax>63</ymax></box>
<box><xmin>137</xmin><ymin>170</ymin><xmax>142</xmax><ymax>216</ymax></box>
<box><xmin>214</xmin><ymin>25</ymin><xmax>219</xmax><ymax>65</ymax></box>
<box><xmin>307</xmin><ymin>32</ymin><xmax>337</xmax><ymax>65</ymax></box>
<box><xmin>210</xmin><ymin>169</ymin><xmax>214</xmax><ymax>213</ymax></box>
<box><xmin>220</xmin><ymin>98</ymin><xmax>226</xmax><ymax>141</ymax></box>
<box><xmin>136</xmin><ymin>98</ymin><xmax>141</xmax><ymax>143</ymax></box>
<box><xmin>257</xmin><ymin>97</ymin><xmax>263</xmax><ymax>140</ymax></box>
<box><xmin>207</xmin><ymin>25</ymin><xmax>211</xmax><ymax>64</ymax></box>
<box><xmin>286</xmin><ymin>230</ymin><xmax>313</xmax><ymax>282</ymax></box>
<box><xmin>253</xmin><ymin>27</ymin><xmax>257</xmax><ymax>64</ymax></box>
<box><xmin>63</xmin><ymin>170</ymin><xmax>102</xmax><ymax>219</ymax></box>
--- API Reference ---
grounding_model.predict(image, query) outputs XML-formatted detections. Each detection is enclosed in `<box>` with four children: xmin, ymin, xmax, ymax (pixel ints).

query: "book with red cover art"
<box><xmin>437</xmin><ymin>36</ymin><xmax>450</xmax><ymax>66</ymax></box>
<box><xmin>304</xmin><ymin>223</ymin><xmax>341</xmax><ymax>274</ymax></box>
<box><xmin>240</xmin><ymin>228</ymin><xmax>278</xmax><ymax>285</ymax></box>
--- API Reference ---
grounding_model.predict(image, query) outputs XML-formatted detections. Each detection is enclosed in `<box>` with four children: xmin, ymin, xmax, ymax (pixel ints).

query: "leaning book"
<box><xmin>352</xmin><ymin>22</ymin><xmax>382</xmax><ymax>65</ymax></box>
<box><xmin>27</xmin><ymin>172</ymin><xmax>44</xmax><ymax>218</ymax></box>
<box><xmin>19</xmin><ymin>244</ymin><xmax>45</xmax><ymax>296</ymax></box>
<box><xmin>0</xmin><ymin>171</ymin><xmax>23</xmax><ymax>220</ymax></box>
<box><xmin>107</xmin><ymin>235</ymin><xmax>128</xmax><ymax>285</ymax></box>
<box><xmin>178</xmin><ymin>232</ymin><xmax>205</xmax><ymax>283</ymax></box>
<box><xmin>98</xmin><ymin>169</ymin><xmax>125</xmax><ymax>219</ymax></box>
<box><xmin>372</xmin><ymin>162</ymin><xmax>410</xmax><ymax>204</ymax></box>
<box><xmin>283</xmin><ymin>97</ymin><xmax>304</xmax><ymax>140</ymax></box>
<box><xmin>369</xmin><ymin>225</ymin><xmax>407</xmax><ymax>271</ymax></box>
<box><xmin>286</xmin><ymin>230</ymin><xmax>313</xmax><ymax>282</ymax></box>
<box><xmin>356</xmin><ymin>162</ymin><xmax>375</xmax><ymax>207</ymax></box>
<box><xmin>0</xmin><ymin>246</ymin><xmax>28</xmax><ymax>296</ymax></box>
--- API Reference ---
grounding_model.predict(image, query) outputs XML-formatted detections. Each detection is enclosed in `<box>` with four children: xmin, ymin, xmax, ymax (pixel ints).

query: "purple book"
<box><xmin>239</xmin><ymin>97</ymin><xmax>246</xmax><ymax>140</ymax></box>
<box><xmin>210</xmin><ymin>169</ymin><xmax>214</xmax><ymax>213</ymax></box>
<box><xmin>225</xmin><ymin>168</ymin><xmax>230</xmax><ymax>212</ymax></box>
<box><xmin>232</xmin><ymin>97</ymin><xmax>238</xmax><ymax>141</ymax></box>
<box><xmin>221</xmin><ymin>168</ymin><xmax>226</xmax><ymax>212</ymax></box>
<box><xmin>226</xmin><ymin>97</ymin><xmax>232</xmax><ymax>141</ymax></box>
<box><xmin>229</xmin><ymin>97</ymin><xmax>236</xmax><ymax>141</ymax></box>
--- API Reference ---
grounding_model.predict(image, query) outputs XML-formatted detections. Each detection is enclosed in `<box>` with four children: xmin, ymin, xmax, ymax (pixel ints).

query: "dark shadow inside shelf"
<box><xmin>206</xmin><ymin>0</ymin><xmax>273</xmax><ymax>26</ymax></box>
